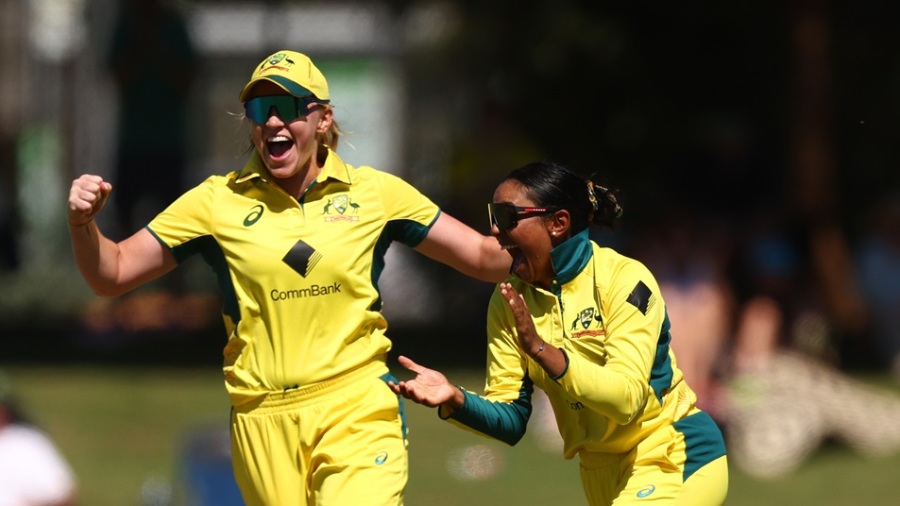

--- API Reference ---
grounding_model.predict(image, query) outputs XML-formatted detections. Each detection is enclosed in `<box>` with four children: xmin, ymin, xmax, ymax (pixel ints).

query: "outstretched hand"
<box><xmin>68</xmin><ymin>175</ymin><xmax>112</xmax><ymax>226</ymax></box>
<box><xmin>499</xmin><ymin>282</ymin><xmax>544</xmax><ymax>357</ymax></box>
<box><xmin>388</xmin><ymin>355</ymin><xmax>459</xmax><ymax>409</ymax></box>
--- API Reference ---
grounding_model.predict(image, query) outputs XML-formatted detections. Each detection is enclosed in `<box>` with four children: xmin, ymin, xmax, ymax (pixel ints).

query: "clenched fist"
<box><xmin>68</xmin><ymin>175</ymin><xmax>112</xmax><ymax>226</ymax></box>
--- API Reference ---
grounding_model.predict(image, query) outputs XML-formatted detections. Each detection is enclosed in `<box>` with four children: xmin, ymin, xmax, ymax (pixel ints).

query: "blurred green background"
<box><xmin>4</xmin><ymin>365</ymin><xmax>900</xmax><ymax>506</ymax></box>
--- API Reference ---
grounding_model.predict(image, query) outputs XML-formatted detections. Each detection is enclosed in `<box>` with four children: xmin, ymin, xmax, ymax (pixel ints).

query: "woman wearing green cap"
<box><xmin>67</xmin><ymin>50</ymin><xmax>511</xmax><ymax>505</ymax></box>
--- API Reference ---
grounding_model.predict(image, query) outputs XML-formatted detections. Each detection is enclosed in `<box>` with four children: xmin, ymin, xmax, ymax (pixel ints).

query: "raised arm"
<box><xmin>67</xmin><ymin>175</ymin><xmax>176</xmax><ymax>296</ymax></box>
<box><xmin>414</xmin><ymin>212</ymin><xmax>510</xmax><ymax>283</ymax></box>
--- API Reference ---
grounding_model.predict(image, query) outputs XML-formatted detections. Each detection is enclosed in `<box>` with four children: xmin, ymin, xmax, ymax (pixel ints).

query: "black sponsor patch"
<box><xmin>626</xmin><ymin>281</ymin><xmax>652</xmax><ymax>315</ymax></box>
<box><xmin>283</xmin><ymin>240</ymin><xmax>322</xmax><ymax>278</ymax></box>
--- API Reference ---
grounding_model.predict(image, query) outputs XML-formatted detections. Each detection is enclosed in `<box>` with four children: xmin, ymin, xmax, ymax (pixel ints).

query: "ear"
<box><xmin>317</xmin><ymin>106</ymin><xmax>334</xmax><ymax>134</ymax></box>
<box><xmin>548</xmin><ymin>209</ymin><xmax>571</xmax><ymax>238</ymax></box>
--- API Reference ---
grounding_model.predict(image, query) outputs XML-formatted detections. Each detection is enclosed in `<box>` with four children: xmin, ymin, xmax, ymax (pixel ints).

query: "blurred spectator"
<box><xmin>644</xmin><ymin>206</ymin><xmax>900</xmax><ymax>479</ymax></box>
<box><xmin>635</xmin><ymin>211</ymin><xmax>736</xmax><ymax>417</ymax></box>
<box><xmin>720</xmin><ymin>296</ymin><xmax>900</xmax><ymax>479</ymax></box>
<box><xmin>0</xmin><ymin>372</ymin><xmax>78</xmax><ymax>506</ymax></box>
<box><xmin>106</xmin><ymin>0</ymin><xmax>197</xmax><ymax>237</ymax></box>
<box><xmin>855</xmin><ymin>191</ymin><xmax>900</xmax><ymax>379</ymax></box>
<box><xmin>732</xmin><ymin>211</ymin><xmax>842</xmax><ymax>364</ymax></box>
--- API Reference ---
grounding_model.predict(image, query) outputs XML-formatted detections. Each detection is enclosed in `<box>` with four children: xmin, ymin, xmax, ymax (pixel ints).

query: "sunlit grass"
<box><xmin>3</xmin><ymin>365</ymin><xmax>900</xmax><ymax>506</ymax></box>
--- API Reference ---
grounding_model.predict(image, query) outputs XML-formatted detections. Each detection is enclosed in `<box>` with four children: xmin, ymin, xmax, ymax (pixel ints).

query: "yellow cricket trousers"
<box><xmin>230</xmin><ymin>360</ymin><xmax>408</xmax><ymax>505</ymax></box>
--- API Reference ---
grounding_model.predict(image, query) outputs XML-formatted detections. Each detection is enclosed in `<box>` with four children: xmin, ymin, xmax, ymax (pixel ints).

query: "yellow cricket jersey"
<box><xmin>147</xmin><ymin>149</ymin><xmax>440</xmax><ymax>406</ymax></box>
<box><xmin>447</xmin><ymin>230</ymin><xmax>725</xmax><ymax>475</ymax></box>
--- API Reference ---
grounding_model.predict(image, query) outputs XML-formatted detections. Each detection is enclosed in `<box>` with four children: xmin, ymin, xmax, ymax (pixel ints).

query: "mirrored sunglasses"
<box><xmin>243</xmin><ymin>95</ymin><xmax>320</xmax><ymax>124</ymax></box>
<box><xmin>488</xmin><ymin>203</ymin><xmax>554</xmax><ymax>232</ymax></box>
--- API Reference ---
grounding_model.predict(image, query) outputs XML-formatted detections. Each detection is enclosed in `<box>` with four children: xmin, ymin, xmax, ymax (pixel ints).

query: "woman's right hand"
<box><xmin>68</xmin><ymin>175</ymin><xmax>112</xmax><ymax>226</ymax></box>
<box><xmin>388</xmin><ymin>355</ymin><xmax>462</xmax><ymax>409</ymax></box>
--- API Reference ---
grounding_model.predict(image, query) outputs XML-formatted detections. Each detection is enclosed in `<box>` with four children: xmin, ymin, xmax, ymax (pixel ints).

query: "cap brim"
<box><xmin>239</xmin><ymin>76</ymin><xmax>315</xmax><ymax>103</ymax></box>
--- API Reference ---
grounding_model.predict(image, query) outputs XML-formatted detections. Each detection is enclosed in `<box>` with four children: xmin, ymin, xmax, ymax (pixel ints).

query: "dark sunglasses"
<box><xmin>488</xmin><ymin>203</ymin><xmax>555</xmax><ymax>231</ymax></box>
<box><xmin>244</xmin><ymin>95</ymin><xmax>321</xmax><ymax>124</ymax></box>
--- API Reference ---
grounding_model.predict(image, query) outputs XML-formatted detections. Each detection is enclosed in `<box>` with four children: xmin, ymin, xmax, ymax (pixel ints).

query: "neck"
<box><xmin>278</xmin><ymin>157</ymin><xmax>322</xmax><ymax>199</ymax></box>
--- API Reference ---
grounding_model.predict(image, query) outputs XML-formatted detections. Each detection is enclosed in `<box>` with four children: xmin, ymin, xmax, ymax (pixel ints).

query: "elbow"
<box><xmin>497</xmin><ymin>428</ymin><xmax>527</xmax><ymax>446</ymax></box>
<box><xmin>609</xmin><ymin>409</ymin><xmax>638</xmax><ymax>426</ymax></box>
<box><xmin>487</xmin><ymin>410</ymin><xmax>529</xmax><ymax>446</ymax></box>
<box><xmin>596</xmin><ymin>399</ymin><xmax>638</xmax><ymax>425</ymax></box>
<box><xmin>483</xmin><ymin>241</ymin><xmax>512</xmax><ymax>283</ymax></box>
<box><xmin>469</xmin><ymin>259</ymin><xmax>508</xmax><ymax>284</ymax></box>
<box><xmin>589</xmin><ymin>392</ymin><xmax>643</xmax><ymax>426</ymax></box>
<box><xmin>498</xmin><ymin>409</ymin><xmax>530</xmax><ymax>446</ymax></box>
<box><xmin>610</xmin><ymin>388</ymin><xmax>646</xmax><ymax>426</ymax></box>
<box><xmin>489</xmin><ymin>260</ymin><xmax>512</xmax><ymax>284</ymax></box>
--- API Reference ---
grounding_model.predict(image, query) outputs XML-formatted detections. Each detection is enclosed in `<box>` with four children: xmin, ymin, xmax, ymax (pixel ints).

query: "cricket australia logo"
<box><xmin>570</xmin><ymin>307</ymin><xmax>605</xmax><ymax>339</ymax></box>
<box><xmin>572</xmin><ymin>307</ymin><xmax>601</xmax><ymax>330</ymax></box>
<box><xmin>261</xmin><ymin>52</ymin><xmax>295</xmax><ymax>72</ymax></box>
<box><xmin>322</xmin><ymin>194</ymin><xmax>360</xmax><ymax>222</ymax></box>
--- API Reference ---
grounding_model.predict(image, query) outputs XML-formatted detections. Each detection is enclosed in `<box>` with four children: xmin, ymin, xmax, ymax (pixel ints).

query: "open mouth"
<box><xmin>502</xmin><ymin>244</ymin><xmax>524</xmax><ymax>274</ymax></box>
<box><xmin>267</xmin><ymin>136</ymin><xmax>294</xmax><ymax>158</ymax></box>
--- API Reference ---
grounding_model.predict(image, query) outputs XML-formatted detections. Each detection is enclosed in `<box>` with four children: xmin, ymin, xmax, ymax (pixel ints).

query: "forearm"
<box><xmin>517</xmin><ymin>333</ymin><xmax>644</xmax><ymax>424</ymax></box>
<box><xmin>554</xmin><ymin>352</ymin><xmax>646</xmax><ymax>425</ymax></box>
<box><xmin>69</xmin><ymin>221</ymin><xmax>126</xmax><ymax>296</ymax></box>
<box><xmin>435</xmin><ymin>235</ymin><xmax>510</xmax><ymax>283</ymax></box>
<box><xmin>478</xmin><ymin>234</ymin><xmax>513</xmax><ymax>282</ymax></box>
<box><xmin>417</xmin><ymin>214</ymin><xmax>511</xmax><ymax>283</ymax></box>
<box><xmin>522</xmin><ymin>338</ymin><xmax>643</xmax><ymax>424</ymax></box>
<box><xmin>524</xmin><ymin>339</ymin><xmax>567</xmax><ymax>377</ymax></box>
<box><xmin>443</xmin><ymin>388</ymin><xmax>532</xmax><ymax>446</ymax></box>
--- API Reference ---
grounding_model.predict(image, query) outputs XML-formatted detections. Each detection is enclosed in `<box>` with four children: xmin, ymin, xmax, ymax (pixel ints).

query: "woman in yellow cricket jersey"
<box><xmin>66</xmin><ymin>50</ymin><xmax>511</xmax><ymax>505</ymax></box>
<box><xmin>390</xmin><ymin>161</ymin><xmax>729</xmax><ymax>505</ymax></box>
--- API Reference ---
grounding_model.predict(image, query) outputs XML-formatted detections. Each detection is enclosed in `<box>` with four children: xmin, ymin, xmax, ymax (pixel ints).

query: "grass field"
<box><xmin>3</xmin><ymin>365</ymin><xmax>900</xmax><ymax>505</ymax></box>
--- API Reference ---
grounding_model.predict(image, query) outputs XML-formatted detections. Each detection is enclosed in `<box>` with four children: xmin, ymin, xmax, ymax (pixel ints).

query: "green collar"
<box><xmin>549</xmin><ymin>229</ymin><xmax>593</xmax><ymax>289</ymax></box>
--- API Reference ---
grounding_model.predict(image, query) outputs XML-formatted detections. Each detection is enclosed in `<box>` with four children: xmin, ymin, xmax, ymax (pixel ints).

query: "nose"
<box><xmin>264</xmin><ymin>106</ymin><xmax>285</xmax><ymax>127</ymax></box>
